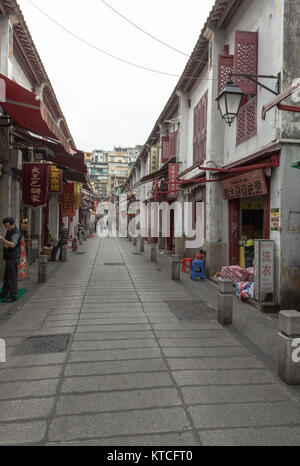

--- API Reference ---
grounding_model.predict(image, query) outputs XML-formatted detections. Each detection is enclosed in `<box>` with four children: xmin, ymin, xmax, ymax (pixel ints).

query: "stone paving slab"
<box><xmin>73</xmin><ymin>331</ymin><xmax>154</xmax><ymax>341</ymax></box>
<box><xmin>71</xmin><ymin>339</ymin><xmax>159</xmax><ymax>351</ymax></box>
<box><xmin>46</xmin><ymin>431</ymin><xmax>197</xmax><ymax>446</ymax></box>
<box><xmin>56</xmin><ymin>387</ymin><xmax>182</xmax><ymax>416</ymax></box>
<box><xmin>61</xmin><ymin>372</ymin><xmax>172</xmax><ymax>394</ymax></box>
<box><xmin>167</xmin><ymin>357</ymin><xmax>263</xmax><ymax>370</ymax></box>
<box><xmin>48</xmin><ymin>407</ymin><xmax>191</xmax><ymax>442</ymax></box>
<box><xmin>68</xmin><ymin>348</ymin><xmax>162</xmax><ymax>362</ymax></box>
<box><xmin>188</xmin><ymin>401</ymin><xmax>300</xmax><ymax>429</ymax></box>
<box><xmin>0</xmin><ymin>420</ymin><xmax>47</xmax><ymax>445</ymax></box>
<box><xmin>163</xmin><ymin>347</ymin><xmax>251</xmax><ymax>358</ymax></box>
<box><xmin>158</xmin><ymin>338</ymin><xmax>242</xmax><ymax>347</ymax></box>
<box><xmin>0</xmin><ymin>379</ymin><xmax>59</xmax><ymax>400</ymax></box>
<box><xmin>199</xmin><ymin>426</ymin><xmax>300</xmax><ymax>446</ymax></box>
<box><xmin>181</xmin><ymin>384</ymin><xmax>291</xmax><ymax>405</ymax></box>
<box><xmin>0</xmin><ymin>397</ymin><xmax>55</xmax><ymax>422</ymax></box>
<box><xmin>173</xmin><ymin>369</ymin><xmax>276</xmax><ymax>386</ymax></box>
<box><xmin>64</xmin><ymin>359</ymin><xmax>168</xmax><ymax>377</ymax></box>
<box><xmin>0</xmin><ymin>365</ymin><xmax>63</xmax><ymax>382</ymax></box>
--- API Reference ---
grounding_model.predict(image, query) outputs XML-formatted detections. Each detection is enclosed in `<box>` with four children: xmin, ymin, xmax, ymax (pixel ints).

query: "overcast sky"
<box><xmin>18</xmin><ymin>0</ymin><xmax>215</xmax><ymax>152</ymax></box>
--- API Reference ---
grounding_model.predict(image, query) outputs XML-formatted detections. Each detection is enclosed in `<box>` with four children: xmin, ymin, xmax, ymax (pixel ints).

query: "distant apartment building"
<box><xmin>86</xmin><ymin>146</ymin><xmax>141</xmax><ymax>200</ymax></box>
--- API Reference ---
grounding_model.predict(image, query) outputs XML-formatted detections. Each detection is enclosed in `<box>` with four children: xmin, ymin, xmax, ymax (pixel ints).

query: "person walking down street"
<box><xmin>51</xmin><ymin>223</ymin><xmax>69</xmax><ymax>261</ymax></box>
<box><xmin>0</xmin><ymin>217</ymin><xmax>22</xmax><ymax>303</ymax></box>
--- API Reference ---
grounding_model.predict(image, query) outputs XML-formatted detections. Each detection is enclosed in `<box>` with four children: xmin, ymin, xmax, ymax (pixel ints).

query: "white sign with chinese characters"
<box><xmin>254</xmin><ymin>240</ymin><xmax>275</xmax><ymax>301</ymax></box>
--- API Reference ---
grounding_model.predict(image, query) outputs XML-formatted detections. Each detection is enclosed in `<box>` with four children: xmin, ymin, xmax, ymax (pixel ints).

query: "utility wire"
<box><xmin>98</xmin><ymin>0</ymin><xmax>208</xmax><ymax>65</ymax></box>
<box><xmin>24</xmin><ymin>0</ymin><xmax>215</xmax><ymax>81</ymax></box>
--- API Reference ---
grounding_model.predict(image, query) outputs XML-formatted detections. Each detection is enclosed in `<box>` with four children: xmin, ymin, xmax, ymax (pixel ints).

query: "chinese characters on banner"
<box><xmin>153</xmin><ymin>180</ymin><xmax>159</xmax><ymax>202</ymax></box>
<box><xmin>48</xmin><ymin>166</ymin><xmax>62</xmax><ymax>192</ymax></box>
<box><xmin>168</xmin><ymin>163</ymin><xmax>178</xmax><ymax>196</ymax></box>
<box><xmin>150</xmin><ymin>147</ymin><xmax>159</xmax><ymax>173</ymax></box>
<box><xmin>22</xmin><ymin>163</ymin><xmax>49</xmax><ymax>208</ymax></box>
<box><xmin>74</xmin><ymin>183</ymin><xmax>81</xmax><ymax>209</ymax></box>
<box><xmin>254</xmin><ymin>240</ymin><xmax>275</xmax><ymax>301</ymax></box>
<box><xmin>61</xmin><ymin>183</ymin><xmax>75</xmax><ymax>217</ymax></box>
<box><xmin>221</xmin><ymin>169</ymin><xmax>268</xmax><ymax>200</ymax></box>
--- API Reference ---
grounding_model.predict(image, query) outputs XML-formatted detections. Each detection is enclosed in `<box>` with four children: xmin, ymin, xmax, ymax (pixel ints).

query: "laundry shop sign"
<box><xmin>221</xmin><ymin>169</ymin><xmax>268</xmax><ymax>200</ymax></box>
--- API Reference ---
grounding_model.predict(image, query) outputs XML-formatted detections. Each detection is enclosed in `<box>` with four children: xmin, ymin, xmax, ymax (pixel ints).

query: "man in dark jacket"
<box><xmin>51</xmin><ymin>223</ymin><xmax>69</xmax><ymax>261</ymax></box>
<box><xmin>0</xmin><ymin>217</ymin><xmax>21</xmax><ymax>303</ymax></box>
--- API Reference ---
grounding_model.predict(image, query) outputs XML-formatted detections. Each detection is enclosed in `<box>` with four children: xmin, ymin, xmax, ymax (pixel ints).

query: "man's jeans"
<box><xmin>2</xmin><ymin>259</ymin><xmax>18</xmax><ymax>299</ymax></box>
<box><xmin>51</xmin><ymin>241</ymin><xmax>66</xmax><ymax>261</ymax></box>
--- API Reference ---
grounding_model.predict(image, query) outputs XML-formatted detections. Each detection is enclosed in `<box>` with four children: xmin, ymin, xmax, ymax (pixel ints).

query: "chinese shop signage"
<box><xmin>74</xmin><ymin>183</ymin><xmax>81</xmax><ymax>209</ymax></box>
<box><xmin>221</xmin><ymin>169</ymin><xmax>268</xmax><ymax>200</ymax></box>
<box><xmin>61</xmin><ymin>183</ymin><xmax>75</xmax><ymax>217</ymax></box>
<box><xmin>150</xmin><ymin>147</ymin><xmax>159</xmax><ymax>173</ymax></box>
<box><xmin>168</xmin><ymin>163</ymin><xmax>178</xmax><ymax>196</ymax></box>
<box><xmin>254</xmin><ymin>240</ymin><xmax>275</xmax><ymax>300</ymax></box>
<box><xmin>153</xmin><ymin>180</ymin><xmax>159</xmax><ymax>202</ymax></box>
<box><xmin>22</xmin><ymin>163</ymin><xmax>49</xmax><ymax>208</ymax></box>
<box><xmin>49</xmin><ymin>165</ymin><xmax>62</xmax><ymax>192</ymax></box>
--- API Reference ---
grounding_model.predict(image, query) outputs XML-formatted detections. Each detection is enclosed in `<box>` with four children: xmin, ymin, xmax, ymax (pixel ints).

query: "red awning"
<box><xmin>0</xmin><ymin>74</ymin><xmax>74</xmax><ymax>154</ymax></box>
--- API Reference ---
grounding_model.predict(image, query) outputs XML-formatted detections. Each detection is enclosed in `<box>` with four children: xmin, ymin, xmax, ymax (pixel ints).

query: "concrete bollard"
<box><xmin>171</xmin><ymin>254</ymin><xmax>181</xmax><ymax>281</ymax></box>
<box><xmin>217</xmin><ymin>279</ymin><xmax>233</xmax><ymax>326</ymax></box>
<box><xmin>140</xmin><ymin>238</ymin><xmax>145</xmax><ymax>252</ymax></box>
<box><xmin>278</xmin><ymin>310</ymin><xmax>300</xmax><ymax>385</ymax></box>
<box><xmin>61</xmin><ymin>244</ymin><xmax>67</xmax><ymax>262</ymax></box>
<box><xmin>133</xmin><ymin>237</ymin><xmax>137</xmax><ymax>246</ymax></box>
<box><xmin>151</xmin><ymin>244</ymin><xmax>157</xmax><ymax>262</ymax></box>
<box><xmin>38</xmin><ymin>255</ymin><xmax>47</xmax><ymax>283</ymax></box>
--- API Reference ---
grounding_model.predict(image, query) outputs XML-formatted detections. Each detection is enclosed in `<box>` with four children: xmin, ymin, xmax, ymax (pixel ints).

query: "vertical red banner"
<box><xmin>22</xmin><ymin>163</ymin><xmax>49</xmax><ymax>208</ymax></box>
<box><xmin>61</xmin><ymin>183</ymin><xmax>75</xmax><ymax>217</ymax></box>
<box><xmin>168</xmin><ymin>163</ymin><xmax>178</xmax><ymax>196</ymax></box>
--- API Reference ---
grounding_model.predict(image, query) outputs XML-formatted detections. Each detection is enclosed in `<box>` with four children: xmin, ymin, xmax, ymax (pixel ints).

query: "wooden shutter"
<box><xmin>193</xmin><ymin>92</ymin><xmax>208</xmax><ymax>164</ymax></box>
<box><xmin>161</xmin><ymin>136</ymin><xmax>169</xmax><ymax>164</ymax></box>
<box><xmin>169</xmin><ymin>132</ymin><xmax>177</xmax><ymax>159</ymax></box>
<box><xmin>234</xmin><ymin>31</ymin><xmax>258</xmax><ymax>94</ymax></box>
<box><xmin>218</xmin><ymin>54</ymin><xmax>234</xmax><ymax>93</ymax></box>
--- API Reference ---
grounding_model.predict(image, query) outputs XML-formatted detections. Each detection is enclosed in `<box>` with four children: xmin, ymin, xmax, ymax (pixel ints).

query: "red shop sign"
<box><xmin>221</xmin><ymin>169</ymin><xmax>268</xmax><ymax>200</ymax></box>
<box><xmin>22</xmin><ymin>163</ymin><xmax>49</xmax><ymax>208</ymax></box>
<box><xmin>168</xmin><ymin>163</ymin><xmax>178</xmax><ymax>196</ymax></box>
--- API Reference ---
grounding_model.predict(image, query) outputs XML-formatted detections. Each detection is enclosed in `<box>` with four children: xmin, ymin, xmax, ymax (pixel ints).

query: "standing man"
<box><xmin>0</xmin><ymin>218</ymin><xmax>22</xmax><ymax>303</ymax></box>
<box><xmin>51</xmin><ymin>222</ymin><xmax>69</xmax><ymax>261</ymax></box>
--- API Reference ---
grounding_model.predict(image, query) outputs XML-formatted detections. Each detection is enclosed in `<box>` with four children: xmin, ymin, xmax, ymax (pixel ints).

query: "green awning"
<box><xmin>291</xmin><ymin>159</ymin><xmax>300</xmax><ymax>169</ymax></box>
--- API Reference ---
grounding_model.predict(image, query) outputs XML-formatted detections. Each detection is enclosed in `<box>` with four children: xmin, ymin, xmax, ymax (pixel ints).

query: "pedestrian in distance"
<box><xmin>0</xmin><ymin>217</ymin><xmax>22</xmax><ymax>303</ymax></box>
<box><xmin>51</xmin><ymin>223</ymin><xmax>69</xmax><ymax>261</ymax></box>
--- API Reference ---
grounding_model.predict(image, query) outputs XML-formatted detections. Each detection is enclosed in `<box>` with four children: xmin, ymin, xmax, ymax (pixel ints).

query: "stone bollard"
<box><xmin>133</xmin><ymin>237</ymin><xmax>137</xmax><ymax>246</ymax></box>
<box><xmin>151</xmin><ymin>244</ymin><xmax>157</xmax><ymax>262</ymax></box>
<box><xmin>278</xmin><ymin>310</ymin><xmax>300</xmax><ymax>385</ymax></box>
<box><xmin>171</xmin><ymin>254</ymin><xmax>181</xmax><ymax>281</ymax></box>
<box><xmin>217</xmin><ymin>279</ymin><xmax>233</xmax><ymax>326</ymax></box>
<box><xmin>38</xmin><ymin>255</ymin><xmax>47</xmax><ymax>283</ymax></box>
<box><xmin>72</xmin><ymin>237</ymin><xmax>78</xmax><ymax>252</ymax></box>
<box><xmin>61</xmin><ymin>244</ymin><xmax>67</xmax><ymax>262</ymax></box>
<box><xmin>140</xmin><ymin>238</ymin><xmax>145</xmax><ymax>252</ymax></box>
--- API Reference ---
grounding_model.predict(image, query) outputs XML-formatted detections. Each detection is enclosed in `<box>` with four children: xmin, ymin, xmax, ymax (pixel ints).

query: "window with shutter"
<box><xmin>234</xmin><ymin>31</ymin><xmax>258</xmax><ymax>95</ymax></box>
<box><xmin>169</xmin><ymin>132</ymin><xmax>177</xmax><ymax>159</ymax></box>
<box><xmin>161</xmin><ymin>136</ymin><xmax>170</xmax><ymax>164</ymax></box>
<box><xmin>234</xmin><ymin>31</ymin><xmax>258</xmax><ymax>145</ymax></box>
<box><xmin>193</xmin><ymin>91</ymin><xmax>208</xmax><ymax>164</ymax></box>
<box><xmin>218</xmin><ymin>54</ymin><xmax>234</xmax><ymax>93</ymax></box>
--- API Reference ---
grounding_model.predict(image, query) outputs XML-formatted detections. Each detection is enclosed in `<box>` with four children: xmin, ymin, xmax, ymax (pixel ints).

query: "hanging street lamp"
<box><xmin>216</xmin><ymin>81</ymin><xmax>244</xmax><ymax>126</ymax></box>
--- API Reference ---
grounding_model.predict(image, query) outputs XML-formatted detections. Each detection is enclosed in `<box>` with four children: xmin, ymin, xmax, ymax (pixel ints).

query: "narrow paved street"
<box><xmin>0</xmin><ymin>237</ymin><xmax>300</xmax><ymax>446</ymax></box>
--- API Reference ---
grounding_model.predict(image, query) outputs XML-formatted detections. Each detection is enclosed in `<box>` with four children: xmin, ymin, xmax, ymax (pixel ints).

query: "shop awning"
<box><xmin>291</xmin><ymin>159</ymin><xmax>300</xmax><ymax>169</ymax></box>
<box><xmin>0</xmin><ymin>74</ymin><xmax>74</xmax><ymax>154</ymax></box>
<box><xmin>13</xmin><ymin>126</ymin><xmax>87</xmax><ymax>181</ymax></box>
